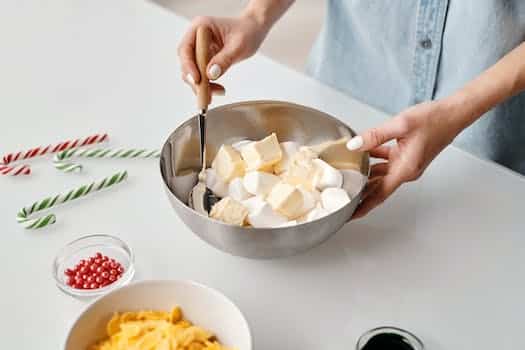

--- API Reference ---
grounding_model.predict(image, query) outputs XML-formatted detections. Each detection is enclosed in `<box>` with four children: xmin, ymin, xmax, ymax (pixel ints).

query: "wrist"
<box><xmin>437</xmin><ymin>92</ymin><xmax>480</xmax><ymax>137</ymax></box>
<box><xmin>242</xmin><ymin>5</ymin><xmax>273</xmax><ymax>33</ymax></box>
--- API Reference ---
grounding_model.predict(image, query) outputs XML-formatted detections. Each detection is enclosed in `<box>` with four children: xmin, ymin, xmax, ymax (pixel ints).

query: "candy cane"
<box><xmin>0</xmin><ymin>164</ymin><xmax>31</xmax><ymax>175</ymax></box>
<box><xmin>53</xmin><ymin>148</ymin><xmax>160</xmax><ymax>173</ymax></box>
<box><xmin>16</xmin><ymin>171</ymin><xmax>127</xmax><ymax>229</ymax></box>
<box><xmin>1</xmin><ymin>133</ymin><xmax>108</xmax><ymax>176</ymax></box>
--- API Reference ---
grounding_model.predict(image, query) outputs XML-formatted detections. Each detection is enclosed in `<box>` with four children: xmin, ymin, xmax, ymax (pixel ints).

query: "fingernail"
<box><xmin>186</xmin><ymin>73</ymin><xmax>195</xmax><ymax>85</ymax></box>
<box><xmin>208</xmin><ymin>64</ymin><xmax>222</xmax><ymax>80</ymax></box>
<box><xmin>346</xmin><ymin>136</ymin><xmax>364</xmax><ymax>150</ymax></box>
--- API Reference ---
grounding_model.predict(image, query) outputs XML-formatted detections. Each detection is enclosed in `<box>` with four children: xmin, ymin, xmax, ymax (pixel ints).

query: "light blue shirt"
<box><xmin>307</xmin><ymin>0</ymin><xmax>525</xmax><ymax>175</ymax></box>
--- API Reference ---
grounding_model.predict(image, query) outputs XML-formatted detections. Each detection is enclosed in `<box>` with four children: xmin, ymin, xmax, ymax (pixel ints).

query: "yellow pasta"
<box><xmin>89</xmin><ymin>307</ymin><xmax>234</xmax><ymax>350</ymax></box>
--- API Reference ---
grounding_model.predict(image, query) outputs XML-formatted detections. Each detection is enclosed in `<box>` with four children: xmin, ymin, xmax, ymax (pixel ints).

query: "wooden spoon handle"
<box><xmin>195</xmin><ymin>26</ymin><xmax>212</xmax><ymax>111</ymax></box>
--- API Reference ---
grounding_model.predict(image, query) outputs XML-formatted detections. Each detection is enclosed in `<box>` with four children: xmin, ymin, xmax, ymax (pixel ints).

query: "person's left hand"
<box><xmin>347</xmin><ymin>99</ymin><xmax>465</xmax><ymax>219</ymax></box>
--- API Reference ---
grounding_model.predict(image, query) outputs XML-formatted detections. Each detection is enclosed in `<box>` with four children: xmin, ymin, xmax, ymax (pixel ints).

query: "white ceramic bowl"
<box><xmin>64</xmin><ymin>280</ymin><xmax>252</xmax><ymax>350</ymax></box>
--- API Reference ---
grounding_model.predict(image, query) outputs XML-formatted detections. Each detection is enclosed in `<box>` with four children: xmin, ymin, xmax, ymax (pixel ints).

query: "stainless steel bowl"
<box><xmin>160</xmin><ymin>100</ymin><xmax>369</xmax><ymax>259</ymax></box>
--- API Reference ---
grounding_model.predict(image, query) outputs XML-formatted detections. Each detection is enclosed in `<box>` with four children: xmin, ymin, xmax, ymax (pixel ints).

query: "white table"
<box><xmin>1</xmin><ymin>1</ymin><xmax>524</xmax><ymax>348</ymax></box>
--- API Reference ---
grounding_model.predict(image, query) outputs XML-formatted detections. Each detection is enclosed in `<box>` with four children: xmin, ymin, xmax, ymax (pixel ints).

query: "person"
<box><xmin>178</xmin><ymin>0</ymin><xmax>525</xmax><ymax>218</ymax></box>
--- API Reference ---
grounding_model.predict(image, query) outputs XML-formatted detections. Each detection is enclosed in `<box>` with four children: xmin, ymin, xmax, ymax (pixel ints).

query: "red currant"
<box><xmin>95</xmin><ymin>252</ymin><xmax>103</xmax><ymax>259</ymax></box>
<box><xmin>102</xmin><ymin>261</ymin><xmax>110</xmax><ymax>269</ymax></box>
<box><xmin>90</xmin><ymin>283</ymin><xmax>98</xmax><ymax>289</ymax></box>
<box><xmin>108</xmin><ymin>275</ymin><xmax>116</xmax><ymax>282</ymax></box>
<box><xmin>117</xmin><ymin>266</ymin><xmax>124</xmax><ymax>274</ymax></box>
<box><xmin>83</xmin><ymin>282</ymin><xmax>90</xmax><ymax>289</ymax></box>
<box><xmin>89</xmin><ymin>264</ymin><xmax>99</xmax><ymax>272</ymax></box>
<box><xmin>101</xmin><ymin>271</ymin><xmax>109</xmax><ymax>279</ymax></box>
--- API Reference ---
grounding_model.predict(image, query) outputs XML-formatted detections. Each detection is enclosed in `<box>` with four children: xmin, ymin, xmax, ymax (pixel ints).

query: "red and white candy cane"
<box><xmin>1</xmin><ymin>133</ymin><xmax>108</xmax><ymax>176</ymax></box>
<box><xmin>0</xmin><ymin>164</ymin><xmax>31</xmax><ymax>175</ymax></box>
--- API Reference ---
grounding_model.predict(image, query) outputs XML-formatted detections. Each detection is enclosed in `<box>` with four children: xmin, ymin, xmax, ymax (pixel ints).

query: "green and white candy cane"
<box><xmin>17</xmin><ymin>171</ymin><xmax>128</xmax><ymax>229</ymax></box>
<box><xmin>54</xmin><ymin>148</ymin><xmax>160</xmax><ymax>173</ymax></box>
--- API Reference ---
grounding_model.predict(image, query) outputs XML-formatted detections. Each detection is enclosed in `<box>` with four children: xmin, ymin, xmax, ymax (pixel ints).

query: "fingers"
<box><xmin>369</xmin><ymin>162</ymin><xmax>388</xmax><ymax>178</ymax></box>
<box><xmin>206</xmin><ymin>40</ymin><xmax>243</xmax><ymax>80</ymax></box>
<box><xmin>347</xmin><ymin>115</ymin><xmax>410</xmax><ymax>152</ymax></box>
<box><xmin>352</xmin><ymin>167</ymin><xmax>404</xmax><ymax>219</ymax></box>
<box><xmin>369</xmin><ymin>145</ymin><xmax>391</xmax><ymax>159</ymax></box>
<box><xmin>178</xmin><ymin>25</ymin><xmax>200</xmax><ymax>84</ymax></box>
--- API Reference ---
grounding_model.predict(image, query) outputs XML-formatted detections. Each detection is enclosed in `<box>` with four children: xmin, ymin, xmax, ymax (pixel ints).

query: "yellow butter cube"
<box><xmin>281</xmin><ymin>148</ymin><xmax>321</xmax><ymax>190</ymax></box>
<box><xmin>311</xmin><ymin>137</ymin><xmax>364</xmax><ymax>172</ymax></box>
<box><xmin>240</xmin><ymin>133</ymin><xmax>282</xmax><ymax>171</ymax></box>
<box><xmin>209</xmin><ymin>197</ymin><xmax>249</xmax><ymax>226</ymax></box>
<box><xmin>211</xmin><ymin>145</ymin><xmax>245</xmax><ymax>183</ymax></box>
<box><xmin>266</xmin><ymin>183</ymin><xmax>304</xmax><ymax>219</ymax></box>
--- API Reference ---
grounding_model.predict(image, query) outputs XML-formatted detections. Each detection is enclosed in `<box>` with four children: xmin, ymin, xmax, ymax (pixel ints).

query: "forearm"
<box><xmin>242</xmin><ymin>0</ymin><xmax>294</xmax><ymax>31</ymax></box>
<box><xmin>447</xmin><ymin>42</ymin><xmax>525</xmax><ymax>132</ymax></box>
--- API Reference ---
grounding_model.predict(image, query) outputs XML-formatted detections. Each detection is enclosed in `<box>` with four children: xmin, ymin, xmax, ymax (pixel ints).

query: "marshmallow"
<box><xmin>241</xmin><ymin>195</ymin><xmax>266</xmax><ymax>213</ymax></box>
<box><xmin>305</xmin><ymin>206</ymin><xmax>330</xmax><ymax>222</ymax></box>
<box><xmin>240</xmin><ymin>133</ymin><xmax>282</xmax><ymax>171</ymax></box>
<box><xmin>205</xmin><ymin>168</ymin><xmax>228</xmax><ymax>198</ymax></box>
<box><xmin>273</xmin><ymin>141</ymin><xmax>300</xmax><ymax>174</ymax></box>
<box><xmin>231</xmin><ymin>139</ymin><xmax>253</xmax><ymax>152</ymax></box>
<box><xmin>341</xmin><ymin>169</ymin><xmax>367</xmax><ymax>198</ymax></box>
<box><xmin>267</xmin><ymin>182</ymin><xmax>304</xmax><ymax>219</ymax></box>
<box><xmin>242</xmin><ymin>171</ymin><xmax>280</xmax><ymax>197</ymax></box>
<box><xmin>247</xmin><ymin>203</ymin><xmax>288</xmax><ymax>228</ymax></box>
<box><xmin>312</xmin><ymin>159</ymin><xmax>343</xmax><ymax>190</ymax></box>
<box><xmin>209</xmin><ymin>197</ymin><xmax>249</xmax><ymax>226</ymax></box>
<box><xmin>278</xmin><ymin>220</ymin><xmax>298</xmax><ymax>227</ymax></box>
<box><xmin>211</xmin><ymin>145</ymin><xmax>245</xmax><ymax>183</ymax></box>
<box><xmin>228</xmin><ymin>177</ymin><xmax>252</xmax><ymax>201</ymax></box>
<box><xmin>321</xmin><ymin>187</ymin><xmax>351</xmax><ymax>212</ymax></box>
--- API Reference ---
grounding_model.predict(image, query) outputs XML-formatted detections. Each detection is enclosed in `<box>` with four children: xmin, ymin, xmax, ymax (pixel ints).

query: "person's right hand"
<box><xmin>178</xmin><ymin>14</ymin><xmax>270</xmax><ymax>99</ymax></box>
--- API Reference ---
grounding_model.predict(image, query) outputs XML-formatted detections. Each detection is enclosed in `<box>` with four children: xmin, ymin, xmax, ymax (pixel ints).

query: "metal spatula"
<box><xmin>188</xmin><ymin>26</ymin><xmax>219</xmax><ymax>215</ymax></box>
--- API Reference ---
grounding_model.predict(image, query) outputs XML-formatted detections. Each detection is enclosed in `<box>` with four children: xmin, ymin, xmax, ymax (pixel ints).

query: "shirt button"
<box><xmin>420</xmin><ymin>38</ymin><xmax>432</xmax><ymax>49</ymax></box>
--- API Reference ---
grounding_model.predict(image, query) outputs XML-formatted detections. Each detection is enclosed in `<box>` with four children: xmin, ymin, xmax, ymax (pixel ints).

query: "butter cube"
<box><xmin>205</xmin><ymin>168</ymin><xmax>228</xmax><ymax>198</ymax></box>
<box><xmin>209</xmin><ymin>197</ymin><xmax>248</xmax><ymax>226</ymax></box>
<box><xmin>281</xmin><ymin>148</ymin><xmax>321</xmax><ymax>190</ymax></box>
<box><xmin>273</xmin><ymin>141</ymin><xmax>300</xmax><ymax>174</ymax></box>
<box><xmin>266</xmin><ymin>183</ymin><xmax>304</xmax><ymax>219</ymax></box>
<box><xmin>212</xmin><ymin>145</ymin><xmax>245</xmax><ymax>183</ymax></box>
<box><xmin>231</xmin><ymin>139</ymin><xmax>253</xmax><ymax>152</ymax></box>
<box><xmin>240</xmin><ymin>133</ymin><xmax>282</xmax><ymax>171</ymax></box>
<box><xmin>312</xmin><ymin>137</ymin><xmax>364</xmax><ymax>171</ymax></box>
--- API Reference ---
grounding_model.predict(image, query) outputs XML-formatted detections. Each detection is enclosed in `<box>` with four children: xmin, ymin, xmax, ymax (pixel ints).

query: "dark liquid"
<box><xmin>361</xmin><ymin>333</ymin><xmax>415</xmax><ymax>350</ymax></box>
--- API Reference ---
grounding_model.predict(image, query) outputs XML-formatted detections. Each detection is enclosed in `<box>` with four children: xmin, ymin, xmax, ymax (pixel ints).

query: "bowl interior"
<box><xmin>64</xmin><ymin>280</ymin><xmax>252</xmax><ymax>350</ymax></box>
<box><xmin>160</xmin><ymin>100</ymin><xmax>369</xmax><ymax>206</ymax></box>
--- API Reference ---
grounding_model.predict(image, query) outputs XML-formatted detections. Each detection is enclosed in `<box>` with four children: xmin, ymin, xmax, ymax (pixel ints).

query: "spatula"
<box><xmin>188</xmin><ymin>26</ymin><xmax>219</xmax><ymax>215</ymax></box>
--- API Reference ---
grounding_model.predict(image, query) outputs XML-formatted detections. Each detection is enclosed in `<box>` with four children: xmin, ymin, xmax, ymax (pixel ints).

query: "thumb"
<box><xmin>206</xmin><ymin>42</ymin><xmax>242</xmax><ymax>80</ymax></box>
<box><xmin>346</xmin><ymin>116</ymin><xmax>409</xmax><ymax>151</ymax></box>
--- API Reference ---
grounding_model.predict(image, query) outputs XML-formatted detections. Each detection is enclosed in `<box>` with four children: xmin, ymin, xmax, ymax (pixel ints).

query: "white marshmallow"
<box><xmin>278</xmin><ymin>220</ymin><xmax>298</xmax><ymax>227</ymax></box>
<box><xmin>241</xmin><ymin>196</ymin><xmax>266</xmax><ymax>213</ymax></box>
<box><xmin>321</xmin><ymin>187</ymin><xmax>351</xmax><ymax>212</ymax></box>
<box><xmin>341</xmin><ymin>169</ymin><xmax>367</xmax><ymax>198</ymax></box>
<box><xmin>273</xmin><ymin>141</ymin><xmax>300</xmax><ymax>174</ymax></box>
<box><xmin>305</xmin><ymin>206</ymin><xmax>330</xmax><ymax>222</ymax></box>
<box><xmin>231</xmin><ymin>139</ymin><xmax>253</xmax><ymax>152</ymax></box>
<box><xmin>247</xmin><ymin>203</ymin><xmax>288</xmax><ymax>228</ymax></box>
<box><xmin>205</xmin><ymin>168</ymin><xmax>228</xmax><ymax>198</ymax></box>
<box><xmin>228</xmin><ymin>177</ymin><xmax>252</xmax><ymax>201</ymax></box>
<box><xmin>313</xmin><ymin>159</ymin><xmax>343</xmax><ymax>190</ymax></box>
<box><xmin>242</xmin><ymin>171</ymin><xmax>280</xmax><ymax>197</ymax></box>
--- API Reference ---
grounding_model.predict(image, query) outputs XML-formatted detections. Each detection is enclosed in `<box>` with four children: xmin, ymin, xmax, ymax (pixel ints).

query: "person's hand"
<box><xmin>178</xmin><ymin>14</ymin><xmax>270</xmax><ymax>100</ymax></box>
<box><xmin>347</xmin><ymin>99</ymin><xmax>465</xmax><ymax>219</ymax></box>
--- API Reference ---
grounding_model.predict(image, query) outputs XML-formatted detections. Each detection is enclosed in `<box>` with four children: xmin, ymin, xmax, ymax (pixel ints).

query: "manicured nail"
<box><xmin>346</xmin><ymin>136</ymin><xmax>363</xmax><ymax>150</ymax></box>
<box><xmin>208</xmin><ymin>64</ymin><xmax>222</xmax><ymax>80</ymax></box>
<box><xmin>186</xmin><ymin>73</ymin><xmax>195</xmax><ymax>85</ymax></box>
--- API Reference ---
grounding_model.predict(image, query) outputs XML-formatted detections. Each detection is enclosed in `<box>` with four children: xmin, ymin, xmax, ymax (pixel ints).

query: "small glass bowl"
<box><xmin>53</xmin><ymin>234</ymin><xmax>135</xmax><ymax>298</ymax></box>
<box><xmin>356</xmin><ymin>326</ymin><xmax>424</xmax><ymax>350</ymax></box>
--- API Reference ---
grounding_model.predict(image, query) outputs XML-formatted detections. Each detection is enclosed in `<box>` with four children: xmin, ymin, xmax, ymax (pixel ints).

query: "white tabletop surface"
<box><xmin>1</xmin><ymin>1</ymin><xmax>525</xmax><ymax>349</ymax></box>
